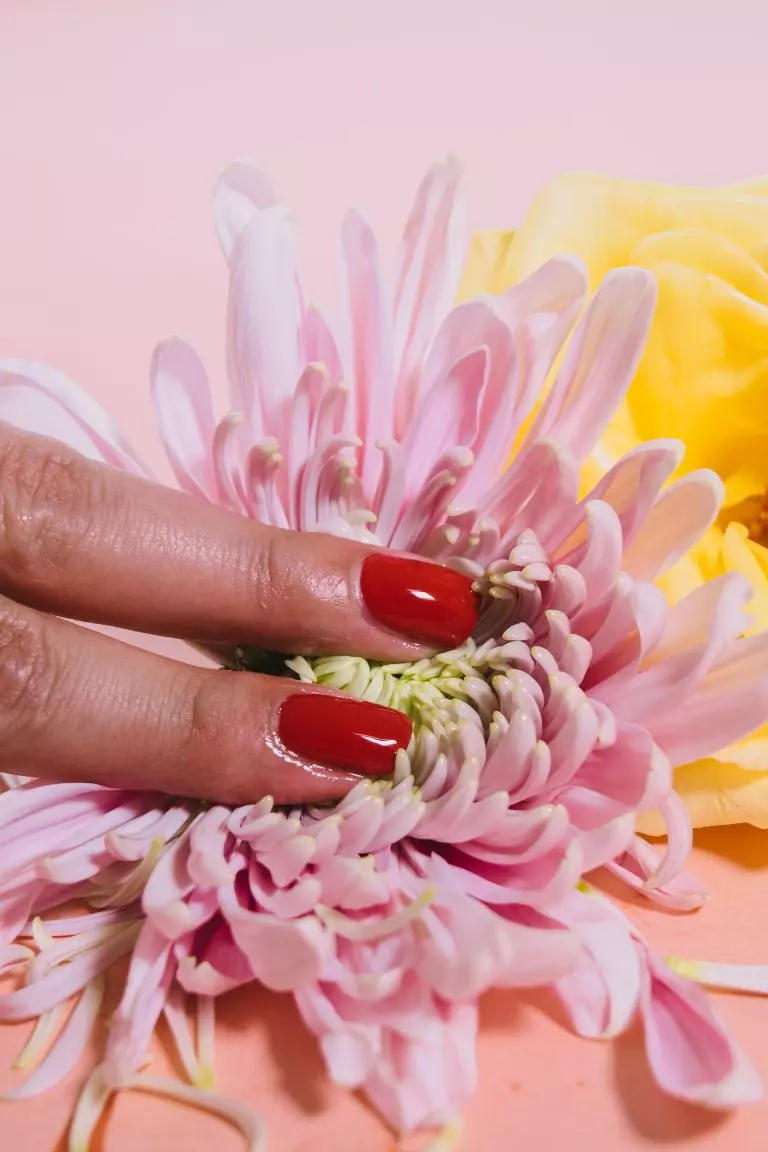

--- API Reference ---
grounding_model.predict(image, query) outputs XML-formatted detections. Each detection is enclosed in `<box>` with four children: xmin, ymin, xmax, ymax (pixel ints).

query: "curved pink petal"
<box><xmin>299</xmin><ymin>306</ymin><xmax>344</xmax><ymax>386</ymax></box>
<box><xmin>563</xmin><ymin>723</ymin><xmax>658</xmax><ymax>829</ymax></box>
<box><xmin>212</xmin><ymin>160</ymin><xmax>276</xmax><ymax>261</ymax></box>
<box><xmin>641</xmin><ymin>948</ymin><xmax>763</xmax><ymax>1107</ymax></box>
<box><xmin>4</xmin><ymin>976</ymin><xmax>104</xmax><ymax>1099</ymax></box>
<box><xmin>523</xmin><ymin>268</ymin><xmax>656</xmax><ymax>462</ymax></box>
<box><xmin>579</xmin><ymin>439</ymin><xmax>684</xmax><ymax>549</ymax></box>
<box><xmin>340</xmin><ymin>209</ymin><xmax>395</xmax><ymax>492</ymax></box>
<box><xmin>104</xmin><ymin>922</ymin><xmax>174</xmax><ymax>1087</ymax></box>
<box><xmin>0</xmin><ymin>360</ymin><xmax>152</xmax><ymax>477</ymax></box>
<box><xmin>400</xmin><ymin>346</ymin><xmax>486</xmax><ymax>499</ymax></box>
<box><xmin>622</xmin><ymin>471</ymin><xmax>724</xmax><ymax>581</ymax></box>
<box><xmin>363</xmin><ymin>998</ymin><xmax>478</xmax><ymax>1132</ymax></box>
<box><xmin>553</xmin><ymin>891</ymin><xmax>642</xmax><ymax>1039</ymax></box>
<box><xmin>227</xmin><ymin>206</ymin><xmax>302</xmax><ymax>443</ymax></box>
<box><xmin>651</xmin><ymin>631</ymin><xmax>768</xmax><ymax>766</ymax></box>
<box><xmin>220</xmin><ymin>888</ymin><xmax>330</xmax><ymax>991</ymax></box>
<box><xmin>495</xmin><ymin>256</ymin><xmax>587</xmax><ymax>427</ymax></box>
<box><xmin>150</xmin><ymin>337</ymin><xmax>218</xmax><ymax>500</ymax></box>
<box><xmin>393</xmin><ymin>156</ymin><xmax>466</xmax><ymax>436</ymax></box>
<box><xmin>576</xmin><ymin>813</ymin><xmax>636</xmax><ymax>872</ymax></box>
<box><xmin>607</xmin><ymin>836</ymin><xmax>709</xmax><ymax>911</ymax></box>
<box><xmin>417</xmin><ymin>893</ymin><xmax>579</xmax><ymax>999</ymax></box>
<box><xmin>604</xmin><ymin>573</ymin><xmax>752</xmax><ymax>726</ymax></box>
<box><xmin>0</xmin><ymin>923</ymin><xmax>140</xmax><ymax>1022</ymax></box>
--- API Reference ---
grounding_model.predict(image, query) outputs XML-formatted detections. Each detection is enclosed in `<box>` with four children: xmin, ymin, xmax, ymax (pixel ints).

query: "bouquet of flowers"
<box><xmin>2</xmin><ymin>158</ymin><xmax>768</xmax><ymax>1151</ymax></box>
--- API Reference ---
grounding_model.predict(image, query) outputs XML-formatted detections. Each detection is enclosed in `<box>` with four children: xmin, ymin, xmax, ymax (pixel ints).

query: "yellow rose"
<box><xmin>461</xmin><ymin>174</ymin><xmax>768</xmax><ymax>828</ymax></box>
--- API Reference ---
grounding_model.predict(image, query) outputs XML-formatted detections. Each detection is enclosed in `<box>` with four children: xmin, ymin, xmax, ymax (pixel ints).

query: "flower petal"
<box><xmin>213</xmin><ymin>160</ymin><xmax>276</xmax><ymax>261</ymax></box>
<box><xmin>150</xmin><ymin>338</ymin><xmax>217</xmax><ymax>499</ymax></box>
<box><xmin>393</xmin><ymin>157</ymin><xmax>466</xmax><ymax>436</ymax></box>
<box><xmin>523</xmin><ymin>268</ymin><xmax>657</xmax><ymax>462</ymax></box>
<box><xmin>227</xmin><ymin>207</ymin><xmax>302</xmax><ymax>442</ymax></box>
<box><xmin>623</xmin><ymin>470</ymin><xmax>725</xmax><ymax>582</ymax></box>
<box><xmin>640</xmin><ymin>948</ymin><xmax>763</xmax><ymax>1107</ymax></box>
<box><xmin>0</xmin><ymin>360</ymin><xmax>152</xmax><ymax>476</ymax></box>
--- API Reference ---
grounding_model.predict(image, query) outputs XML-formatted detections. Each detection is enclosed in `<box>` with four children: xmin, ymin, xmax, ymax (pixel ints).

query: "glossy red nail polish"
<box><xmin>360</xmin><ymin>554</ymin><xmax>480</xmax><ymax>647</ymax></box>
<box><xmin>278</xmin><ymin>693</ymin><xmax>412</xmax><ymax>776</ymax></box>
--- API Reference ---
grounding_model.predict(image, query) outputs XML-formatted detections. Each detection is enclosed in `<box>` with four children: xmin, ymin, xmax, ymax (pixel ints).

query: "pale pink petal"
<box><xmin>576</xmin><ymin>813</ymin><xmax>636</xmax><ymax>872</ymax></box>
<box><xmin>212</xmin><ymin>160</ymin><xmax>276</xmax><ymax>260</ymax></box>
<box><xmin>0</xmin><ymin>360</ymin><xmax>152</xmax><ymax>476</ymax></box>
<box><xmin>455</xmin><ymin>322</ymin><xmax>520</xmax><ymax>508</ymax></box>
<box><xmin>667</xmin><ymin>958</ymin><xmax>768</xmax><ymax>997</ymax></box>
<box><xmin>640</xmin><ymin>948</ymin><xmax>763</xmax><ymax>1107</ymax></box>
<box><xmin>150</xmin><ymin>337</ymin><xmax>218</xmax><ymax>500</ymax></box>
<box><xmin>499</xmin><ymin>254</ymin><xmax>587</xmax><ymax>334</ymax></box>
<box><xmin>607</xmin><ymin>836</ymin><xmax>710</xmax><ymax>911</ymax></box>
<box><xmin>3</xmin><ymin>976</ymin><xmax>104</xmax><ymax>1099</ymax></box>
<box><xmin>484</xmin><ymin>440</ymin><xmax>579</xmax><ymax>554</ymax></box>
<box><xmin>227</xmin><ymin>207</ymin><xmax>302</xmax><ymax>442</ymax></box>
<box><xmin>495</xmin><ymin>256</ymin><xmax>587</xmax><ymax>427</ymax></box>
<box><xmin>0</xmin><ymin>922</ymin><xmax>140</xmax><ymax>1023</ymax></box>
<box><xmin>416</xmin><ymin>892</ymin><xmax>578</xmax><ymax>999</ymax></box>
<box><xmin>104</xmin><ymin>922</ymin><xmax>174</xmax><ymax>1087</ymax></box>
<box><xmin>563</xmin><ymin>501</ymin><xmax>624</xmax><ymax>631</ymax></box>
<box><xmin>553</xmin><ymin>891</ymin><xmax>642</xmax><ymax>1039</ymax></box>
<box><xmin>340</xmin><ymin>209</ymin><xmax>395</xmax><ymax>492</ymax></box>
<box><xmin>603</xmin><ymin>573</ymin><xmax>752</xmax><ymax>726</ymax></box>
<box><xmin>650</xmin><ymin>631</ymin><xmax>768</xmax><ymax>765</ymax></box>
<box><xmin>578</xmin><ymin>440</ymin><xmax>684</xmax><ymax>549</ymax></box>
<box><xmin>116</xmin><ymin>1074</ymin><xmax>268</xmax><ymax>1150</ymax></box>
<box><xmin>299</xmin><ymin>306</ymin><xmax>344</xmax><ymax>386</ymax></box>
<box><xmin>393</xmin><ymin>157</ymin><xmax>466</xmax><ymax>436</ymax></box>
<box><xmin>522</xmin><ymin>268</ymin><xmax>656</xmax><ymax>462</ymax></box>
<box><xmin>141</xmin><ymin>832</ymin><xmax>197</xmax><ymax>940</ymax></box>
<box><xmin>425</xmin><ymin>841</ymin><xmax>583</xmax><ymax>908</ymax></box>
<box><xmin>622</xmin><ymin>471</ymin><xmax>724</xmax><ymax>581</ymax></box>
<box><xmin>363</xmin><ymin>999</ymin><xmax>478</xmax><ymax>1133</ymax></box>
<box><xmin>562</xmin><ymin>723</ymin><xmax>657</xmax><ymax>829</ymax></box>
<box><xmin>642</xmin><ymin>791</ymin><xmax>693</xmax><ymax>893</ymax></box>
<box><xmin>220</xmin><ymin>889</ymin><xmax>330</xmax><ymax>991</ymax></box>
<box><xmin>400</xmin><ymin>347</ymin><xmax>485</xmax><ymax>499</ymax></box>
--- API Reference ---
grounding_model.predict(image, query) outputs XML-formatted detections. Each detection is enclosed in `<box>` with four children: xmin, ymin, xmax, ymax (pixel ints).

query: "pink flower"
<box><xmin>2</xmin><ymin>158</ymin><xmax>768</xmax><ymax>1147</ymax></box>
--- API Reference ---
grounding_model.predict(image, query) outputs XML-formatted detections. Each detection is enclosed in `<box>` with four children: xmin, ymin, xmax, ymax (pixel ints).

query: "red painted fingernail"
<box><xmin>278</xmin><ymin>693</ymin><xmax>412</xmax><ymax>776</ymax></box>
<box><xmin>360</xmin><ymin>554</ymin><xmax>480</xmax><ymax>647</ymax></box>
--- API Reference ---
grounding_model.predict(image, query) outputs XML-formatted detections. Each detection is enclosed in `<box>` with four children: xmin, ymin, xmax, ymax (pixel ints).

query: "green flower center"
<box><xmin>284</xmin><ymin>633</ymin><xmax>526</xmax><ymax>735</ymax></box>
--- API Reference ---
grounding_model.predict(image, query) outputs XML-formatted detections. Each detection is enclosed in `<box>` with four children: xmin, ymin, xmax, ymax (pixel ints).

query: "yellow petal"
<box><xmin>469</xmin><ymin>174</ymin><xmax>768</xmax><ymax>491</ymax></box>
<box><xmin>458</xmin><ymin>230</ymin><xmax>517</xmax><ymax>300</ymax></box>
<box><xmin>721</xmin><ymin>523</ymin><xmax>768</xmax><ymax>634</ymax></box>
<box><xmin>627</xmin><ymin>241</ymin><xmax>768</xmax><ymax>484</ymax></box>
<box><xmin>504</xmin><ymin>173</ymin><xmax>768</xmax><ymax>286</ymax></box>
<box><xmin>462</xmin><ymin>172</ymin><xmax>768</xmax><ymax>833</ymax></box>
<box><xmin>660</xmin><ymin>757</ymin><xmax>768</xmax><ymax>829</ymax></box>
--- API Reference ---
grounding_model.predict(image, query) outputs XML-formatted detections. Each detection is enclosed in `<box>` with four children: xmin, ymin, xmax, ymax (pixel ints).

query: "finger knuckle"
<box><xmin>247</xmin><ymin>530</ymin><xmax>289</xmax><ymax>614</ymax></box>
<box><xmin>180</xmin><ymin>672</ymin><xmax>254</xmax><ymax>804</ymax></box>
<box><xmin>0</xmin><ymin>600</ymin><xmax>58</xmax><ymax>742</ymax></box>
<box><xmin>0</xmin><ymin>427</ymin><xmax>109</xmax><ymax>589</ymax></box>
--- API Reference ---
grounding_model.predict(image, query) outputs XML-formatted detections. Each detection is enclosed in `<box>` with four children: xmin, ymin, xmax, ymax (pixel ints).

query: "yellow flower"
<box><xmin>461</xmin><ymin>174</ymin><xmax>768</xmax><ymax>828</ymax></box>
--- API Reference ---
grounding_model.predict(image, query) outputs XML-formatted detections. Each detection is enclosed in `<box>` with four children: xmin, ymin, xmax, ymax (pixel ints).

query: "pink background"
<box><xmin>2</xmin><ymin>1</ymin><xmax>768</xmax><ymax>1149</ymax></box>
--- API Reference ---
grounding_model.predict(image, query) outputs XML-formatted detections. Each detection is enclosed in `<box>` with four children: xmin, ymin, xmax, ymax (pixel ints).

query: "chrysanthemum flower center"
<box><xmin>238</xmin><ymin>537</ymin><xmax>601</xmax><ymax>805</ymax></box>
<box><xmin>285</xmin><ymin>637</ymin><xmax>515</xmax><ymax>734</ymax></box>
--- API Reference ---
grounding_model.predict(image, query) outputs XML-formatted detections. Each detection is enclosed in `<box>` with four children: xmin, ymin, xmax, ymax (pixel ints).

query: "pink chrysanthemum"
<box><xmin>2</xmin><ymin>159</ymin><xmax>768</xmax><ymax>1148</ymax></box>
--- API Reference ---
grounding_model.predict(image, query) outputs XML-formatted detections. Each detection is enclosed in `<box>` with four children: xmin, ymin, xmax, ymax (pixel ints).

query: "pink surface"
<box><xmin>2</xmin><ymin>1</ymin><xmax>768</xmax><ymax>1148</ymax></box>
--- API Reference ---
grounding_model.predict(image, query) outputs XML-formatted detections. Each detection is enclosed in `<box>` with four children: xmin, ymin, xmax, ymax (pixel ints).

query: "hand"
<box><xmin>0</xmin><ymin>424</ymin><xmax>478</xmax><ymax>804</ymax></box>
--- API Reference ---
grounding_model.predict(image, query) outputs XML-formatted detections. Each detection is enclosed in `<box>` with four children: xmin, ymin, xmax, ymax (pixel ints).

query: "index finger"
<box><xmin>0</xmin><ymin>424</ymin><xmax>479</xmax><ymax>660</ymax></box>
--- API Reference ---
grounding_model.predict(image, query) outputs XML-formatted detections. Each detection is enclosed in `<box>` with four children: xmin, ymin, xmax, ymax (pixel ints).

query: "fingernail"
<box><xmin>278</xmin><ymin>693</ymin><xmax>412</xmax><ymax>776</ymax></box>
<box><xmin>360</xmin><ymin>554</ymin><xmax>480</xmax><ymax>647</ymax></box>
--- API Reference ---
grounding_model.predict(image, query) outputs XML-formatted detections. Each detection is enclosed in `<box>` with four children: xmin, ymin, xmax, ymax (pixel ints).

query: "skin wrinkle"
<box><xmin>0</xmin><ymin>599</ymin><xmax>61</xmax><ymax>743</ymax></box>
